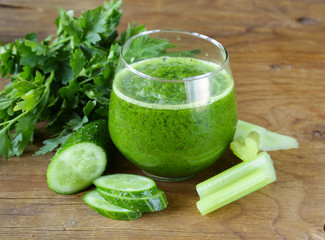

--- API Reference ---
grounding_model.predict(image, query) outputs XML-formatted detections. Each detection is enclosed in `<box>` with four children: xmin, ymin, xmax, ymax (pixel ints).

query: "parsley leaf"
<box><xmin>70</xmin><ymin>48</ymin><xmax>86</xmax><ymax>76</ymax></box>
<box><xmin>0</xmin><ymin>0</ymin><xmax>181</xmax><ymax>160</ymax></box>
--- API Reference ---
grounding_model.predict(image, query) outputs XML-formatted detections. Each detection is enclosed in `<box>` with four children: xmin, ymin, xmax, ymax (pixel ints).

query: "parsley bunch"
<box><xmin>0</xmin><ymin>0</ymin><xmax>153</xmax><ymax>160</ymax></box>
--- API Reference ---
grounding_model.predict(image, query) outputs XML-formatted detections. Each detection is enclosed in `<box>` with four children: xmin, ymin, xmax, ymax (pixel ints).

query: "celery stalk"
<box><xmin>235</xmin><ymin>120</ymin><xmax>299</xmax><ymax>151</ymax></box>
<box><xmin>195</xmin><ymin>120</ymin><xmax>297</xmax><ymax>215</ymax></box>
<box><xmin>197</xmin><ymin>149</ymin><xmax>265</xmax><ymax>199</ymax></box>
<box><xmin>230</xmin><ymin>131</ymin><xmax>260</xmax><ymax>162</ymax></box>
<box><xmin>196</xmin><ymin>152</ymin><xmax>276</xmax><ymax>215</ymax></box>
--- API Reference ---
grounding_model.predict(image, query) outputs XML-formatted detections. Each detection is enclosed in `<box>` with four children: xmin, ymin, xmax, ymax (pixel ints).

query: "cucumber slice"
<box><xmin>93</xmin><ymin>174</ymin><xmax>158</xmax><ymax>198</ymax></box>
<box><xmin>47</xmin><ymin>120</ymin><xmax>110</xmax><ymax>195</ymax></box>
<box><xmin>97</xmin><ymin>188</ymin><xmax>168</xmax><ymax>212</ymax></box>
<box><xmin>83</xmin><ymin>190</ymin><xmax>142</xmax><ymax>221</ymax></box>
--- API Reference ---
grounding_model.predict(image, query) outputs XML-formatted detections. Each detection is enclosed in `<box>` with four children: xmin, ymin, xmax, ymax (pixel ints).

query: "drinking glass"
<box><xmin>109</xmin><ymin>30</ymin><xmax>238</xmax><ymax>182</ymax></box>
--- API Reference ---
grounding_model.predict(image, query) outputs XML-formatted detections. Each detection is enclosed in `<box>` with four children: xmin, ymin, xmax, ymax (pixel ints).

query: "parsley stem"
<box><xmin>50</xmin><ymin>37</ymin><xmax>72</xmax><ymax>48</ymax></box>
<box><xmin>0</xmin><ymin>110</ymin><xmax>28</xmax><ymax>134</ymax></box>
<box><xmin>79</xmin><ymin>78</ymin><xmax>93</xmax><ymax>85</ymax></box>
<box><xmin>37</xmin><ymin>71</ymin><xmax>55</xmax><ymax>112</ymax></box>
<box><xmin>0</xmin><ymin>71</ymin><xmax>54</xmax><ymax>131</ymax></box>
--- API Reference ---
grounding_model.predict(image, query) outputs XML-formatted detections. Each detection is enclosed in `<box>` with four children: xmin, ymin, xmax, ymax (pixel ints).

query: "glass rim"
<box><xmin>120</xmin><ymin>29</ymin><xmax>229</xmax><ymax>82</ymax></box>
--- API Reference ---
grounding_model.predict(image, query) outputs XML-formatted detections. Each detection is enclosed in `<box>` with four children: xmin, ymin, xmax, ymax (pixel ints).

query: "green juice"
<box><xmin>109</xmin><ymin>57</ymin><xmax>238</xmax><ymax>180</ymax></box>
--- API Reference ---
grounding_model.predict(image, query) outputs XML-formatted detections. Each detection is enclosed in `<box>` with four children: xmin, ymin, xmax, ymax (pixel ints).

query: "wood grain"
<box><xmin>1</xmin><ymin>0</ymin><xmax>325</xmax><ymax>239</ymax></box>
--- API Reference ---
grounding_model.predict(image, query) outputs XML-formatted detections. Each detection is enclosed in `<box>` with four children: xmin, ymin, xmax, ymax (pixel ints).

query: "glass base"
<box><xmin>142</xmin><ymin>171</ymin><xmax>195</xmax><ymax>182</ymax></box>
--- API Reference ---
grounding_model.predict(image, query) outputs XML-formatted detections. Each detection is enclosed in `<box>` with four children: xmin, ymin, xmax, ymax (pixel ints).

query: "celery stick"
<box><xmin>196</xmin><ymin>151</ymin><xmax>273</xmax><ymax>199</ymax></box>
<box><xmin>197</xmin><ymin>151</ymin><xmax>261</xmax><ymax>199</ymax></box>
<box><xmin>235</xmin><ymin>120</ymin><xmax>299</xmax><ymax>151</ymax></box>
<box><xmin>196</xmin><ymin>152</ymin><xmax>276</xmax><ymax>215</ymax></box>
<box><xmin>230</xmin><ymin>131</ymin><xmax>260</xmax><ymax>162</ymax></box>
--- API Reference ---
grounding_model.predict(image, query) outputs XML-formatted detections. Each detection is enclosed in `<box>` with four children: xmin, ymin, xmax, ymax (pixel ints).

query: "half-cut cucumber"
<box><xmin>83</xmin><ymin>190</ymin><xmax>142</xmax><ymax>221</ymax></box>
<box><xmin>93</xmin><ymin>174</ymin><xmax>158</xmax><ymax>198</ymax></box>
<box><xmin>47</xmin><ymin>120</ymin><xmax>110</xmax><ymax>194</ymax></box>
<box><xmin>97</xmin><ymin>188</ymin><xmax>168</xmax><ymax>212</ymax></box>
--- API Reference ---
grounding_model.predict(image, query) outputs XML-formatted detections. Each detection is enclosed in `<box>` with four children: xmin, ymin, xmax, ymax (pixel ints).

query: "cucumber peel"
<box><xmin>97</xmin><ymin>188</ymin><xmax>168</xmax><ymax>213</ymax></box>
<box><xmin>47</xmin><ymin>120</ymin><xmax>110</xmax><ymax>195</ymax></box>
<box><xmin>93</xmin><ymin>174</ymin><xmax>158</xmax><ymax>198</ymax></box>
<box><xmin>83</xmin><ymin>190</ymin><xmax>142</xmax><ymax>221</ymax></box>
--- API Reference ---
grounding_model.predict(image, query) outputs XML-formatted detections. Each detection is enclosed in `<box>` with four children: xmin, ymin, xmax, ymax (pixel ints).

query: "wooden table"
<box><xmin>1</xmin><ymin>0</ymin><xmax>325</xmax><ymax>239</ymax></box>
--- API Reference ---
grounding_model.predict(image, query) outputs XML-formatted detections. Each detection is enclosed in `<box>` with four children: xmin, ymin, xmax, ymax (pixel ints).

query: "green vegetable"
<box><xmin>196</xmin><ymin>152</ymin><xmax>276</xmax><ymax>215</ymax></box>
<box><xmin>47</xmin><ymin>120</ymin><xmax>109</xmax><ymax>194</ymax></box>
<box><xmin>230</xmin><ymin>130</ymin><xmax>260</xmax><ymax>162</ymax></box>
<box><xmin>235</xmin><ymin>120</ymin><xmax>299</xmax><ymax>151</ymax></box>
<box><xmin>93</xmin><ymin>174</ymin><xmax>159</xmax><ymax>198</ymax></box>
<box><xmin>0</xmin><ymin>1</ymin><xmax>175</xmax><ymax>160</ymax></box>
<box><xmin>196</xmin><ymin>121</ymin><xmax>299</xmax><ymax>215</ymax></box>
<box><xmin>83</xmin><ymin>190</ymin><xmax>142</xmax><ymax>221</ymax></box>
<box><xmin>84</xmin><ymin>174</ymin><xmax>167</xmax><ymax>220</ymax></box>
<box><xmin>97</xmin><ymin>188</ymin><xmax>168</xmax><ymax>212</ymax></box>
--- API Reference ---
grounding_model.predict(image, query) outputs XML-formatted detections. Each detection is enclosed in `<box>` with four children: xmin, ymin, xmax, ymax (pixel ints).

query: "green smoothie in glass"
<box><xmin>109</xmin><ymin>30</ymin><xmax>238</xmax><ymax>182</ymax></box>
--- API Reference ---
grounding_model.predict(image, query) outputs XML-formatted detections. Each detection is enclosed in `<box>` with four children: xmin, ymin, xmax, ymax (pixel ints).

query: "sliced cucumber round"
<box><xmin>83</xmin><ymin>190</ymin><xmax>142</xmax><ymax>220</ymax></box>
<box><xmin>93</xmin><ymin>174</ymin><xmax>158</xmax><ymax>198</ymax></box>
<box><xmin>47</xmin><ymin>120</ymin><xmax>110</xmax><ymax>195</ymax></box>
<box><xmin>97</xmin><ymin>188</ymin><xmax>168</xmax><ymax>212</ymax></box>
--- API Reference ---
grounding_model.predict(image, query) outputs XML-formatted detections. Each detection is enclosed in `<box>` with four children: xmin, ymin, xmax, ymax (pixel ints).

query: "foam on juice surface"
<box><xmin>113</xmin><ymin>57</ymin><xmax>234</xmax><ymax>110</ymax></box>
